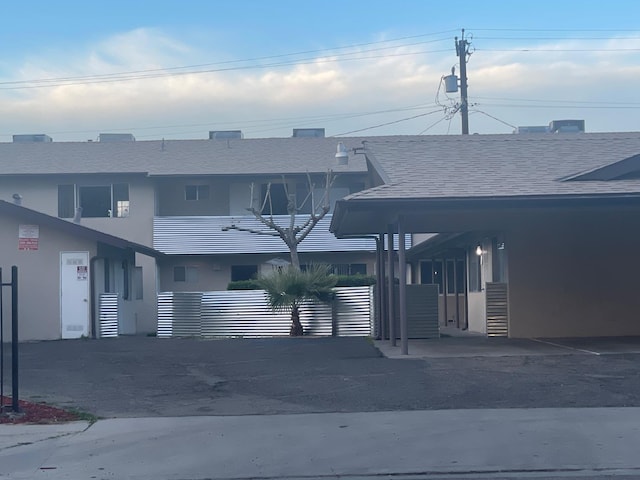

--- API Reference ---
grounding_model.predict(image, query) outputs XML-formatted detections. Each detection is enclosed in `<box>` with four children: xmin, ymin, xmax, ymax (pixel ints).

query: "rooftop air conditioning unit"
<box><xmin>549</xmin><ymin>120</ymin><xmax>585</xmax><ymax>133</ymax></box>
<box><xmin>293</xmin><ymin>128</ymin><xmax>325</xmax><ymax>138</ymax></box>
<box><xmin>12</xmin><ymin>134</ymin><xmax>53</xmax><ymax>143</ymax></box>
<box><xmin>98</xmin><ymin>133</ymin><xmax>136</xmax><ymax>142</ymax></box>
<box><xmin>209</xmin><ymin>130</ymin><xmax>244</xmax><ymax>140</ymax></box>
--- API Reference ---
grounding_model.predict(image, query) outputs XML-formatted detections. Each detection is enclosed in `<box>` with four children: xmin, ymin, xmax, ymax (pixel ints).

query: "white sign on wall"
<box><xmin>18</xmin><ymin>224</ymin><xmax>39</xmax><ymax>251</ymax></box>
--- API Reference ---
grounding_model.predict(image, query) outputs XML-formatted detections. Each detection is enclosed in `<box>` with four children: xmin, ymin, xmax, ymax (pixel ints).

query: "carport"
<box><xmin>330</xmin><ymin>133</ymin><xmax>640</xmax><ymax>354</ymax></box>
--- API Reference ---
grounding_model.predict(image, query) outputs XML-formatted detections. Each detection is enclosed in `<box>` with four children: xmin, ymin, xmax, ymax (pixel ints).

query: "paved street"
<box><xmin>4</xmin><ymin>336</ymin><xmax>640</xmax><ymax>418</ymax></box>
<box><xmin>3</xmin><ymin>336</ymin><xmax>640</xmax><ymax>479</ymax></box>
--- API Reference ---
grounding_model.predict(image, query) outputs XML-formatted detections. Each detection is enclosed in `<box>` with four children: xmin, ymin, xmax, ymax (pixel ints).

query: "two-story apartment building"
<box><xmin>0</xmin><ymin>131</ymin><xmax>384</xmax><ymax>340</ymax></box>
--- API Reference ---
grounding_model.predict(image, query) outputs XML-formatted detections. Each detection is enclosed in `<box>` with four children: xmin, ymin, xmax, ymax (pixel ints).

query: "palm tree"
<box><xmin>257</xmin><ymin>265</ymin><xmax>337</xmax><ymax>336</ymax></box>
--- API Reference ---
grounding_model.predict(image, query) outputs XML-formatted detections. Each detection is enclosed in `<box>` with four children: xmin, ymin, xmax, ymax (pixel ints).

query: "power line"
<box><xmin>469</xmin><ymin>109</ymin><xmax>517</xmax><ymax>129</ymax></box>
<box><xmin>332</xmin><ymin>110</ymin><xmax>442</xmax><ymax>136</ymax></box>
<box><xmin>479</xmin><ymin>48</ymin><xmax>640</xmax><ymax>52</ymax></box>
<box><xmin>0</xmin><ymin>33</ymin><xmax>456</xmax><ymax>90</ymax></box>
<box><xmin>418</xmin><ymin>115</ymin><xmax>449</xmax><ymax>135</ymax></box>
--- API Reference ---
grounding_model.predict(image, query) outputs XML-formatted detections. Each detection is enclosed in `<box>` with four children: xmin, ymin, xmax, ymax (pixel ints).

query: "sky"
<box><xmin>1</xmin><ymin>0</ymin><xmax>639</xmax><ymax>142</ymax></box>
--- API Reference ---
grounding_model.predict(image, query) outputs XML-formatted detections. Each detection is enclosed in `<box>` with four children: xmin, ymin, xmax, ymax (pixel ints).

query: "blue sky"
<box><xmin>1</xmin><ymin>0</ymin><xmax>639</xmax><ymax>141</ymax></box>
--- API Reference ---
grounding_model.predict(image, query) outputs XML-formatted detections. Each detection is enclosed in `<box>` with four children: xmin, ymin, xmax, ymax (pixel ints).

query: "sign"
<box><xmin>18</xmin><ymin>224</ymin><xmax>39</xmax><ymax>251</ymax></box>
<box><xmin>77</xmin><ymin>265</ymin><xmax>88</xmax><ymax>281</ymax></box>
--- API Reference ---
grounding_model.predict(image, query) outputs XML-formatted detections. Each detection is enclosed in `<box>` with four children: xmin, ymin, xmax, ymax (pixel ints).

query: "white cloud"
<box><xmin>1</xmin><ymin>29</ymin><xmax>640</xmax><ymax>140</ymax></box>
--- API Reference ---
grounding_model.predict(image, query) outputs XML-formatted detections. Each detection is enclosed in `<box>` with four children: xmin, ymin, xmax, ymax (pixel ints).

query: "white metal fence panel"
<box><xmin>157</xmin><ymin>287</ymin><xmax>373</xmax><ymax>338</ymax></box>
<box><xmin>334</xmin><ymin>286</ymin><xmax>373</xmax><ymax>337</ymax></box>
<box><xmin>98</xmin><ymin>293</ymin><xmax>119</xmax><ymax>338</ymax></box>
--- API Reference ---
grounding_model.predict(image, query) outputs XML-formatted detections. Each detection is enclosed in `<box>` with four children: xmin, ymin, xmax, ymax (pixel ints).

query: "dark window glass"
<box><xmin>446</xmin><ymin>260</ymin><xmax>455</xmax><ymax>294</ymax></box>
<box><xmin>174</xmin><ymin>266</ymin><xmax>186</xmax><ymax>282</ymax></box>
<box><xmin>58</xmin><ymin>184</ymin><xmax>75</xmax><ymax>218</ymax></box>
<box><xmin>420</xmin><ymin>261</ymin><xmax>433</xmax><ymax>284</ymax></box>
<box><xmin>79</xmin><ymin>185</ymin><xmax>111</xmax><ymax>217</ymax></box>
<box><xmin>261</xmin><ymin>183</ymin><xmax>289</xmax><ymax>215</ymax></box>
<box><xmin>469</xmin><ymin>252</ymin><xmax>482</xmax><ymax>292</ymax></box>
<box><xmin>433</xmin><ymin>260</ymin><xmax>443</xmax><ymax>294</ymax></box>
<box><xmin>231</xmin><ymin>265</ymin><xmax>258</xmax><ymax>282</ymax></box>
<box><xmin>350</xmin><ymin>263</ymin><xmax>367</xmax><ymax>275</ymax></box>
<box><xmin>296</xmin><ymin>182</ymin><xmax>311</xmax><ymax>214</ymax></box>
<box><xmin>456</xmin><ymin>259</ymin><xmax>465</xmax><ymax>293</ymax></box>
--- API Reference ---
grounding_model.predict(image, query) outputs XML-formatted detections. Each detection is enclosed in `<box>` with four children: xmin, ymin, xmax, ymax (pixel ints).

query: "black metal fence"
<box><xmin>0</xmin><ymin>266</ymin><xmax>19</xmax><ymax>414</ymax></box>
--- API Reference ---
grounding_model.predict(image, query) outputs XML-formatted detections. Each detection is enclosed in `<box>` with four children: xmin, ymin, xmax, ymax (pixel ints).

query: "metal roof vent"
<box><xmin>12</xmin><ymin>134</ymin><xmax>53</xmax><ymax>143</ymax></box>
<box><xmin>98</xmin><ymin>133</ymin><xmax>136</xmax><ymax>142</ymax></box>
<box><xmin>293</xmin><ymin>128</ymin><xmax>325</xmax><ymax>138</ymax></box>
<box><xmin>335</xmin><ymin>142</ymin><xmax>349</xmax><ymax>165</ymax></box>
<box><xmin>209</xmin><ymin>130</ymin><xmax>243</xmax><ymax>140</ymax></box>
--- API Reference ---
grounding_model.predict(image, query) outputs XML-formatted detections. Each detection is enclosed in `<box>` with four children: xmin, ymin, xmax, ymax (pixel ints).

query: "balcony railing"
<box><xmin>153</xmin><ymin>215</ymin><xmax>409</xmax><ymax>255</ymax></box>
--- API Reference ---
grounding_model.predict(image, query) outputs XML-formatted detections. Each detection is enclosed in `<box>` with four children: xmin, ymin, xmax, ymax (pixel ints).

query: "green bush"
<box><xmin>333</xmin><ymin>274</ymin><xmax>377</xmax><ymax>287</ymax></box>
<box><xmin>228</xmin><ymin>274</ymin><xmax>376</xmax><ymax>290</ymax></box>
<box><xmin>227</xmin><ymin>279</ymin><xmax>262</xmax><ymax>290</ymax></box>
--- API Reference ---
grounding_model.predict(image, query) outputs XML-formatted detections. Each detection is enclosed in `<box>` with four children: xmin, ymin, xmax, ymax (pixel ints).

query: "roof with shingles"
<box><xmin>347</xmin><ymin>132</ymin><xmax>640</xmax><ymax>200</ymax></box>
<box><xmin>0</xmin><ymin>137</ymin><xmax>369</xmax><ymax>176</ymax></box>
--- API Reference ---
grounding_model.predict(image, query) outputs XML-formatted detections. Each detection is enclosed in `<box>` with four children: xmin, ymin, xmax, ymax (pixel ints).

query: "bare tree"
<box><xmin>222</xmin><ymin>171</ymin><xmax>336</xmax><ymax>270</ymax></box>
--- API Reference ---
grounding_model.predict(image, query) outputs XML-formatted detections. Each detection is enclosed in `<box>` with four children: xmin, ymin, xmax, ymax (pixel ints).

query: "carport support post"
<box><xmin>379</xmin><ymin>233</ymin><xmax>387</xmax><ymax>340</ymax></box>
<box><xmin>398</xmin><ymin>222</ymin><xmax>408</xmax><ymax>355</ymax></box>
<box><xmin>387</xmin><ymin>225</ymin><xmax>396</xmax><ymax>346</ymax></box>
<box><xmin>375</xmin><ymin>235</ymin><xmax>383</xmax><ymax>340</ymax></box>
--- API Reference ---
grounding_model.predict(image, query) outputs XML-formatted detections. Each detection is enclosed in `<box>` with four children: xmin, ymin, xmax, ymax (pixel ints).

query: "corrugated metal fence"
<box><xmin>486</xmin><ymin>282</ymin><xmax>509</xmax><ymax>337</ymax></box>
<box><xmin>157</xmin><ymin>286</ymin><xmax>373</xmax><ymax>338</ymax></box>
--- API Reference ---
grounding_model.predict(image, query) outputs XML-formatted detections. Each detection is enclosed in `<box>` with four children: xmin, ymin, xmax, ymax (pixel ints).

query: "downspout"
<box><xmin>89</xmin><ymin>256</ymin><xmax>105</xmax><ymax>339</ymax></box>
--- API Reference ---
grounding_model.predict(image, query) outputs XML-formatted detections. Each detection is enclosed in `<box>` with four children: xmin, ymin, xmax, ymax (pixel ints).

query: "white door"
<box><xmin>60</xmin><ymin>252</ymin><xmax>90</xmax><ymax>339</ymax></box>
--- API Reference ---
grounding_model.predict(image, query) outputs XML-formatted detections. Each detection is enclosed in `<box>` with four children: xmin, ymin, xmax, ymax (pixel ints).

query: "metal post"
<box><xmin>374</xmin><ymin>236</ymin><xmax>382</xmax><ymax>340</ymax></box>
<box><xmin>379</xmin><ymin>233</ymin><xmax>387</xmax><ymax>341</ymax></box>
<box><xmin>0</xmin><ymin>267</ymin><xmax>4</xmax><ymax>410</ymax></box>
<box><xmin>398</xmin><ymin>222</ymin><xmax>408</xmax><ymax>355</ymax></box>
<box><xmin>387</xmin><ymin>226</ymin><xmax>396</xmax><ymax>346</ymax></box>
<box><xmin>11</xmin><ymin>266</ymin><xmax>19</xmax><ymax>413</ymax></box>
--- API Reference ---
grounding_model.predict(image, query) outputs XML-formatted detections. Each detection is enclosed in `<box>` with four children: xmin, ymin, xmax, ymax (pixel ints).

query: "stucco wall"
<box><xmin>0</xmin><ymin>216</ymin><xmax>97</xmax><ymax>341</ymax></box>
<box><xmin>467</xmin><ymin>292</ymin><xmax>486</xmax><ymax>334</ymax></box>
<box><xmin>158</xmin><ymin>252</ymin><xmax>377</xmax><ymax>293</ymax></box>
<box><xmin>507</xmin><ymin>209</ymin><xmax>640</xmax><ymax>338</ymax></box>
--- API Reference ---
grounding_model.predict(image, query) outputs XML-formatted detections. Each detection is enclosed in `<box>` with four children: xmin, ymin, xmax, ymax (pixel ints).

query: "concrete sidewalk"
<box><xmin>2</xmin><ymin>408</ymin><xmax>640</xmax><ymax>479</ymax></box>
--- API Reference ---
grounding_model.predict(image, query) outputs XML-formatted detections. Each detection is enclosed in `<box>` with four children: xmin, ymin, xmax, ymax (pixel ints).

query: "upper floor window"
<box><xmin>58</xmin><ymin>183</ymin><xmax>129</xmax><ymax>218</ymax></box>
<box><xmin>174</xmin><ymin>266</ymin><xmax>198</xmax><ymax>283</ymax></box>
<box><xmin>261</xmin><ymin>183</ymin><xmax>289</xmax><ymax>215</ymax></box>
<box><xmin>185</xmin><ymin>185</ymin><xmax>210</xmax><ymax>201</ymax></box>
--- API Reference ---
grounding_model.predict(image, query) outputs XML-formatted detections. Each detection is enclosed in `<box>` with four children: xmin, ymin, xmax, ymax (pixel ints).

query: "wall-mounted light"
<box><xmin>475</xmin><ymin>245</ymin><xmax>483</xmax><ymax>256</ymax></box>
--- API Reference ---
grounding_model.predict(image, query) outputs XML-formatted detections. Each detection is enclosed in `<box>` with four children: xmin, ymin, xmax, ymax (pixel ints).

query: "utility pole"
<box><xmin>455</xmin><ymin>29</ymin><xmax>471</xmax><ymax>135</ymax></box>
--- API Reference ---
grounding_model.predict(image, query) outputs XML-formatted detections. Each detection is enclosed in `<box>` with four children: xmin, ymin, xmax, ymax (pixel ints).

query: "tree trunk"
<box><xmin>289</xmin><ymin>305</ymin><xmax>304</xmax><ymax>336</ymax></box>
<box><xmin>289</xmin><ymin>242</ymin><xmax>301</xmax><ymax>271</ymax></box>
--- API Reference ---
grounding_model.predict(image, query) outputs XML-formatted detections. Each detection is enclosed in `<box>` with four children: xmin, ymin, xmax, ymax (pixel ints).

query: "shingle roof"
<box><xmin>0</xmin><ymin>200</ymin><xmax>162</xmax><ymax>257</ymax></box>
<box><xmin>0</xmin><ymin>137</ymin><xmax>369</xmax><ymax>176</ymax></box>
<box><xmin>348</xmin><ymin>132</ymin><xmax>640</xmax><ymax>200</ymax></box>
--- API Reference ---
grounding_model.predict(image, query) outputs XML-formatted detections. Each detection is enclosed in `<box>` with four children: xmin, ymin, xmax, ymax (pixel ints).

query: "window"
<box><xmin>468</xmin><ymin>250</ymin><xmax>482</xmax><ymax>292</ymax></box>
<box><xmin>174</xmin><ymin>266</ymin><xmax>198</xmax><ymax>283</ymax></box>
<box><xmin>185</xmin><ymin>185</ymin><xmax>210</xmax><ymax>201</ymax></box>
<box><xmin>420</xmin><ymin>260</ymin><xmax>443</xmax><ymax>293</ymax></box>
<box><xmin>58</xmin><ymin>184</ymin><xmax>75</xmax><ymax>218</ymax></box>
<box><xmin>303</xmin><ymin>264</ymin><xmax>367</xmax><ymax>275</ymax></box>
<box><xmin>231</xmin><ymin>265</ymin><xmax>258</xmax><ymax>282</ymax></box>
<box><xmin>261</xmin><ymin>183</ymin><xmax>289</xmax><ymax>215</ymax></box>
<box><xmin>58</xmin><ymin>183</ymin><xmax>129</xmax><ymax>218</ymax></box>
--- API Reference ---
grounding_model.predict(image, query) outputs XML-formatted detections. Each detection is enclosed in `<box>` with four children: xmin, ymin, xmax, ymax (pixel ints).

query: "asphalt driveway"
<box><xmin>3</xmin><ymin>336</ymin><xmax>640</xmax><ymax>418</ymax></box>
